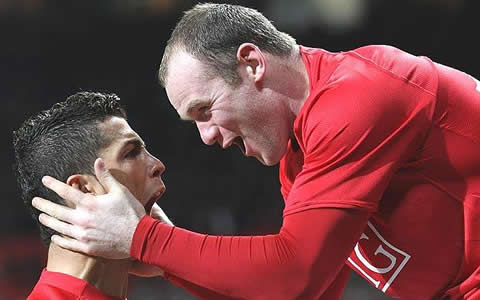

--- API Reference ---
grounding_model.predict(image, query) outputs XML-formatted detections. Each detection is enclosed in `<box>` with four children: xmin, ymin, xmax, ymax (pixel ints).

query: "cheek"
<box><xmin>217</xmin><ymin>108</ymin><xmax>250</xmax><ymax>132</ymax></box>
<box><xmin>109</xmin><ymin>169</ymin><xmax>130</xmax><ymax>189</ymax></box>
<box><xmin>113</xmin><ymin>163</ymin><xmax>147</xmax><ymax>201</ymax></box>
<box><xmin>128</xmin><ymin>167</ymin><xmax>148</xmax><ymax>200</ymax></box>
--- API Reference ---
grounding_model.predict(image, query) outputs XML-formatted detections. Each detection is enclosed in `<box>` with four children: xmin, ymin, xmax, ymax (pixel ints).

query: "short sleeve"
<box><xmin>283</xmin><ymin>72</ymin><xmax>436</xmax><ymax>216</ymax></box>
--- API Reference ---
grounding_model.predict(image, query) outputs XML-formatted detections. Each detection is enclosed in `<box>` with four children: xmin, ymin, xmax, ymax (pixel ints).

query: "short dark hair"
<box><xmin>158</xmin><ymin>3</ymin><xmax>296</xmax><ymax>87</ymax></box>
<box><xmin>13</xmin><ymin>92</ymin><xmax>127</xmax><ymax>246</ymax></box>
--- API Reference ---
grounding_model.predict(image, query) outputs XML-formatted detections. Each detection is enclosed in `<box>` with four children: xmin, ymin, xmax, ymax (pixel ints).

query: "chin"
<box><xmin>258</xmin><ymin>154</ymin><xmax>281</xmax><ymax>166</ymax></box>
<box><xmin>265</xmin><ymin>160</ymin><xmax>281</xmax><ymax>167</ymax></box>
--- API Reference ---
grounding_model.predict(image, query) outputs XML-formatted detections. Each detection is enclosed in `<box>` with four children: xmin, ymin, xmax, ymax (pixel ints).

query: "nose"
<box><xmin>149</xmin><ymin>155</ymin><xmax>166</xmax><ymax>178</ymax></box>
<box><xmin>196</xmin><ymin>121</ymin><xmax>219</xmax><ymax>146</ymax></box>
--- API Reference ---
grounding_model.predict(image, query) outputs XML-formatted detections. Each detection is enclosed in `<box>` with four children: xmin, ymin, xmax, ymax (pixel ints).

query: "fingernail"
<box><xmin>42</xmin><ymin>176</ymin><xmax>51</xmax><ymax>185</ymax></box>
<box><xmin>96</xmin><ymin>158</ymin><xmax>105</xmax><ymax>169</ymax></box>
<box><xmin>32</xmin><ymin>197</ymin><xmax>39</xmax><ymax>207</ymax></box>
<box><xmin>98</xmin><ymin>158</ymin><xmax>104</xmax><ymax>169</ymax></box>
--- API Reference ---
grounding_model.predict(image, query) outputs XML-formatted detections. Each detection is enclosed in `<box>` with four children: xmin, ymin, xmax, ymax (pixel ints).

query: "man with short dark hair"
<box><xmin>13</xmin><ymin>92</ymin><xmax>171</xmax><ymax>299</ymax></box>
<box><xmin>33</xmin><ymin>3</ymin><xmax>480</xmax><ymax>299</ymax></box>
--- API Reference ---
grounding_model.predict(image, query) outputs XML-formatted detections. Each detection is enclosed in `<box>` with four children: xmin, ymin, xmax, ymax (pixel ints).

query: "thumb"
<box><xmin>94</xmin><ymin>158</ymin><xmax>122</xmax><ymax>193</ymax></box>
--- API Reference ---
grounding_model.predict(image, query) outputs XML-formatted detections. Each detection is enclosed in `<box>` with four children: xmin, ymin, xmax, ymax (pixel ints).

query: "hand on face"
<box><xmin>32</xmin><ymin>158</ymin><xmax>146</xmax><ymax>259</ymax></box>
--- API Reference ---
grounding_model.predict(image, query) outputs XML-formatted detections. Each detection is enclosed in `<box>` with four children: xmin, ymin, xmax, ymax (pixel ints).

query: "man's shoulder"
<box><xmin>347</xmin><ymin>45</ymin><xmax>438</xmax><ymax>93</ymax></box>
<box><xmin>302</xmin><ymin>44</ymin><xmax>438</xmax><ymax>94</ymax></box>
<box><xmin>298</xmin><ymin>44</ymin><xmax>437</xmax><ymax>125</ymax></box>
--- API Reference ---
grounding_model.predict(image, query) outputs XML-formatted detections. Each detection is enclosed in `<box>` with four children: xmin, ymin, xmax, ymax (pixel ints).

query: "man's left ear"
<box><xmin>236</xmin><ymin>43</ymin><xmax>266</xmax><ymax>83</ymax></box>
<box><xmin>66</xmin><ymin>174</ymin><xmax>104</xmax><ymax>195</ymax></box>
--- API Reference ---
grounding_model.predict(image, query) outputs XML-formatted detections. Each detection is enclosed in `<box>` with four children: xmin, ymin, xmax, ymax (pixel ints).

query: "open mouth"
<box><xmin>232</xmin><ymin>136</ymin><xmax>246</xmax><ymax>155</ymax></box>
<box><xmin>145</xmin><ymin>188</ymin><xmax>165</xmax><ymax>214</ymax></box>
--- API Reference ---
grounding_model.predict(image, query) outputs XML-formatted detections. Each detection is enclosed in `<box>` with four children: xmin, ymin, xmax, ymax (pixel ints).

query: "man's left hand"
<box><xmin>32</xmin><ymin>158</ymin><xmax>146</xmax><ymax>259</ymax></box>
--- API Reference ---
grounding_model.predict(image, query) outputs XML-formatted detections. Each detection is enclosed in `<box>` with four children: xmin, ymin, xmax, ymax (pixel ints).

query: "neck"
<box><xmin>46</xmin><ymin>243</ymin><xmax>131</xmax><ymax>298</ymax></box>
<box><xmin>289</xmin><ymin>45</ymin><xmax>310</xmax><ymax>116</ymax></box>
<box><xmin>266</xmin><ymin>45</ymin><xmax>310</xmax><ymax>128</ymax></box>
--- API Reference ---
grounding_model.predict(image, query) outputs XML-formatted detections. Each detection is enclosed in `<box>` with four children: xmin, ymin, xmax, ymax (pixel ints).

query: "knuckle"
<box><xmin>58</xmin><ymin>187</ymin><xmax>71</xmax><ymax>200</ymax></box>
<box><xmin>76</xmin><ymin>211</ymin><xmax>91</xmax><ymax>227</ymax></box>
<box><xmin>83</xmin><ymin>213</ymin><xmax>94</xmax><ymax>227</ymax></box>
<box><xmin>55</xmin><ymin>221</ymin><xmax>67</xmax><ymax>235</ymax></box>
<box><xmin>77</xmin><ymin>229</ymin><xmax>89</xmax><ymax>242</ymax></box>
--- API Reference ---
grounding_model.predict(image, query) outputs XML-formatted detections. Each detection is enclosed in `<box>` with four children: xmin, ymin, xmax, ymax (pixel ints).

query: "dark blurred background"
<box><xmin>1</xmin><ymin>0</ymin><xmax>478</xmax><ymax>299</ymax></box>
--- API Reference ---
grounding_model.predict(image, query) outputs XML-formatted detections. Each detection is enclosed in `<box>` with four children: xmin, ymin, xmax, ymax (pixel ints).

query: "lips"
<box><xmin>145</xmin><ymin>187</ymin><xmax>165</xmax><ymax>214</ymax></box>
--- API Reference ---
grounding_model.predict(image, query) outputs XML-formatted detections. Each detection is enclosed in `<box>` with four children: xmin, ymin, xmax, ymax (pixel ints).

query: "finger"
<box><xmin>42</xmin><ymin>176</ymin><xmax>85</xmax><ymax>207</ymax></box>
<box><xmin>38</xmin><ymin>213</ymin><xmax>77</xmax><ymax>239</ymax></box>
<box><xmin>150</xmin><ymin>203</ymin><xmax>173</xmax><ymax>226</ymax></box>
<box><xmin>94</xmin><ymin>158</ymin><xmax>123</xmax><ymax>193</ymax></box>
<box><xmin>33</xmin><ymin>197</ymin><xmax>77</xmax><ymax>224</ymax></box>
<box><xmin>51</xmin><ymin>235</ymin><xmax>90</xmax><ymax>255</ymax></box>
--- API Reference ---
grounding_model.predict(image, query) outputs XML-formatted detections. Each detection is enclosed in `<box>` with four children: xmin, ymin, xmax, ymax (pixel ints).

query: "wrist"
<box><xmin>130</xmin><ymin>215</ymin><xmax>157</xmax><ymax>260</ymax></box>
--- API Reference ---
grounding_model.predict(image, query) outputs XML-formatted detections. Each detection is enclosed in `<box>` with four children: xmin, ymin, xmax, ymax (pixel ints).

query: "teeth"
<box><xmin>233</xmin><ymin>137</ymin><xmax>245</xmax><ymax>154</ymax></box>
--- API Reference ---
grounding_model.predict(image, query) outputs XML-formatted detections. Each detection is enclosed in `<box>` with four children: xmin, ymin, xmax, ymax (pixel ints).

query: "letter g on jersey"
<box><xmin>347</xmin><ymin>221</ymin><xmax>411</xmax><ymax>294</ymax></box>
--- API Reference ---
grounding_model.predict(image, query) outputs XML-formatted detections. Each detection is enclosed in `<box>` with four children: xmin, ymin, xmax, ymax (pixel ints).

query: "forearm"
<box><xmin>165</xmin><ymin>265</ymin><xmax>350</xmax><ymax>300</ymax></box>
<box><xmin>131</xmin><ymin>208</ymin><xmax>369</xmax><ymax>299</ymax></box>
<box><xmin>133</xmin><ymin>219</ymin><xmax>304</xmax><ymax>299</ymax></box>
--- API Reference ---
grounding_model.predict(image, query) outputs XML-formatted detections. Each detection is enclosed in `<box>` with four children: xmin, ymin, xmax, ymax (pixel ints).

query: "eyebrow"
<box><xmin>120</xmin><ymin>137</ymin><xmax>146</xmax><ymax>150</ymax></box>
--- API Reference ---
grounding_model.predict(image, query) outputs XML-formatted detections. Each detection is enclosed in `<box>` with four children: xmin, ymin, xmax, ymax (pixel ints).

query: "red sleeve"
<box><xmin>164</xmin><ymin>264</ymin><xmax>351</xmax><ymax>300</ymax></box>
<box><xmin>131</xmin><ymin>208</ymin><xmax>370</xmax><ymax>299</ymax></box>
<box><xmin>163</xmin><ymin>258</ymin><xmax>351</xmax><ymax>300</ymax></box>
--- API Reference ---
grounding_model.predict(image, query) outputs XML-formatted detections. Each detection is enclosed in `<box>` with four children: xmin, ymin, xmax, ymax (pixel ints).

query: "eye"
<box><xmin>198</xmin><ymin>105</ymin><xmax>209</xmax><ymax>114</ymax></box>
<box><xmin>196</xmin><ymin>105</ymin><xmax>211</xmax><ymax>121</ymax></box>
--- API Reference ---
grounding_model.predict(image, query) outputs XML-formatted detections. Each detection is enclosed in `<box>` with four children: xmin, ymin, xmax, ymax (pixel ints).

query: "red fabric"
<box><xmin>166</xmin><ymin>251</ymin><xmax>350</xmax><ymax>300</ymax></box>
<box><xmin>132</xmin><ymin>45</ymin><xmax>480</xmax><ymax>299</ymax></box>
<box><xmin>28</xmin><ymin>269</ymin><xmax>124</xmax><ymax>300</ymax></box>
<box><xmin>281</xmin><ymin>46</ymin><xmax>480</xmax><ymax>298</ymax></box>
<box><xmin>132</xmin><ymin>209</ymin><xmax>370</xmax><ymax>299</ymax></box>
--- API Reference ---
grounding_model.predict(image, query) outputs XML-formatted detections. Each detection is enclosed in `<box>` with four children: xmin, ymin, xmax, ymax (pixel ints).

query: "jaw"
<box><xmin>258</xmin><ymin>137</ymin><xmax>290</xmax><ymax>166</ymax></box>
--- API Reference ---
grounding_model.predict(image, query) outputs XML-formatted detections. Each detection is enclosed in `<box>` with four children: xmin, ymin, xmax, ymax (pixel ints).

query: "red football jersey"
<box><xmin>279</xmin><ymin>45</ymin><xmax>480</xmax><ymax>299</ymax></box>
<box><xmin>130</xmin><ymin>45</ymin><xmax>480</xmax><ymax>300</ymax></box>
<box><xmin>28</xmin><ymin>269</ymin><xmax>125</xmax><ymax>300</ymax></box>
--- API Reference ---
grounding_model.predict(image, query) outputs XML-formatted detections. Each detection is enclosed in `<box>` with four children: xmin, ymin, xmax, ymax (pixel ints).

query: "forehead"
<box><xmin>98</xmin><ymin>116</ymin><xmax>139</xmax><ymax>144</ymax></box>
<box><xmin>164</xmin><ymin>51</ymin><xmax>214</xmax><ymax>116</ymax></box>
